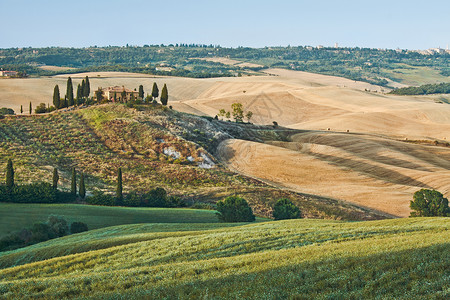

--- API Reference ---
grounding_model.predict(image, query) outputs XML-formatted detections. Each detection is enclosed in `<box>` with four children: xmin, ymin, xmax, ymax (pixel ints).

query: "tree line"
<box><xmin>389</xmin><ymin>82</ymin><xmax>450</xmax><ymax>95</ymax></box>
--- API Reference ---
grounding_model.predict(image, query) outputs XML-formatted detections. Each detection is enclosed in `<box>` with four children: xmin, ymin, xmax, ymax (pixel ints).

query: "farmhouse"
<box><xmin>94</xmin><ymin>86</ymin><xmax>139</xmax><ymax>102</ymax></box>
<box><xmin>0</xmin><ymin>70</ymin><xmax>18</xmax><ymax>77</ymax></box>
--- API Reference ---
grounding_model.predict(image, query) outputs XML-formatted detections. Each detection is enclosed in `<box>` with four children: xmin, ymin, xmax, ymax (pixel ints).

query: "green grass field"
<box><xmin>0</xmin><ymin>217</ymin><xmax>448</xmax><ymax>299</ymax></box>
<box><xmin>0</xmin><ymin>203</ymin><xmax>264</xmax><ymax>236</ymax></box>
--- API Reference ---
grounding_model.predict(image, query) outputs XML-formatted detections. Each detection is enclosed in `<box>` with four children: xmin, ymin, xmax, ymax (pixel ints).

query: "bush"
<box><xmin>0</xmin><ymin>107</ymin><xmax>15</xmax><ymax>115</ymax></box>
<box><xmin>70</xmin><ymin>222</ymin><xmax>88</xmax><ymax>234</ymax></box>
<box><xmin>124</xmin><ymin>192</ymin><xmax>141</xmax><ymax>207</ymax></box>
<box><xmin>410</xmin><ymin>189</ymin><xmax>450</xmax><ymax>217</ymax></box>
<box><xmin>86</xmin><ymin>190</ymin><xmax>116</xmax><ymax>206</ymax></box>
<box><xmin>142</xmin><ymin>187</ymin><xmax>167</xmax><ymax>207</ymax></box>
<box><xmin>0</xmin><ymin>215</ymin><xmax>70</xmax><ymax>252</ymax></box>
<box><xmin>0</xmin><ymin>182</ymin><xmax>58</xmax><ymax>203</ymax></box>
<box><xmin>272</xmin><ymin>198</ymin><xmax>301</xmax><ymax>220</ymax></box>
<box><xmin>216</xmin><ymin>196</ymin><xmax>255</xmax><ymax>222</ymax></box>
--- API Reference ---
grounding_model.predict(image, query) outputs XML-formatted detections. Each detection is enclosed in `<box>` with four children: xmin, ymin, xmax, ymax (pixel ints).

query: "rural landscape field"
<box><xmin>1</xmin><ymin>0</ymin><xmax>449</xmax><ymax>299</ymax></box>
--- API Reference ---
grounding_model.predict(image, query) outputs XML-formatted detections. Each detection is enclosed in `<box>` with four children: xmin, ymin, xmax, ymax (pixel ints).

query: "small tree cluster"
<box><xmin>272</xmin><ymin>198</ymin><xmax>301</xmax><ymax>220</ymax></box>
<box><xmin>218</xmin><ymin>103</ymin><xmax>253</xmax><ymax>123</ymax></box>
<box><xmin>0</xmin><ymin>216</ymin><xmax>88</xmax><ymax>252</ymax></box>
<box><xmin>410</xmin><ymin>189</ymin><xmax>450</xmax><ymax>217</ymax></box>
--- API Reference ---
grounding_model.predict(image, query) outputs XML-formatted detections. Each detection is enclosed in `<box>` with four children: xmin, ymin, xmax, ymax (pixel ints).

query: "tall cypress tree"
<box><xmin>29</xmin><ymin>102</ymin><xmax>32</xmax><ymax>114</ymax></box>
<box><xmin>52</xmin><ymin>168</ymin><xmax>59</xmax><ymax>189</ymax></box>
<box><xmin>116</xmin><ymin>168</ymin><xmax>123</xmax><ymax>202</ymax></box>
<box><xmin>20</xmin><ymin>105</ymin><xmax>23</xmax><ymax>114</ymax></box>
<box><xmin>76</xmin><ymin>84</ymin><xmax>82</xmax><ymax>105</ymax></box>
<box><xmin>66</xmin><ymin>77</ymin><xmax>74</xmax><ymax>107</ymax></box>
<box><xmin>84</xmin><ymin>76</ymin><xmax>90</xmax><ymax>98</ymax></box>
<box><xmin>138</xmin><ymin>85</ymin><xmax>144</xmax><ymax>99</ymax></box>
<box><xmin>79</xmin><ymin>173</ymin><xmax>86</xmax><ymax>199</ymax></box>
<box><xmin>53</xmin><ymin>85</ymin><xmax>60</xmax><ymax>109</ymax></box>
<box><xmin>160</xmin><ymin>84</ymin><xmax>168</xmax><ymax>105</ymax></box>
<box><xmin>71</xmin><ymin>167</ymin><xmax>76</xmax><ymax>196</ymax></box>
<box><xmin>81</xmin><ymin>80</ymin><xmax>86</xmax><ymax>99</ymax></box>
<box><xmin>151</xmin><ymin>82</ymin><xmax>159</xmax><ymax>100</ymax></box>
<box><xmin>5</xmin><ymin>158</ymin><xmax>14</xmax><ymax>190</ymax></box>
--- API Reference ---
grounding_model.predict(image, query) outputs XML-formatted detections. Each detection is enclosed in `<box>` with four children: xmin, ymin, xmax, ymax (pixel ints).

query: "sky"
<box><xmin>1</xmin><ymin>0</ymin><xmax>449</xmax><ymax>50</ymax></box>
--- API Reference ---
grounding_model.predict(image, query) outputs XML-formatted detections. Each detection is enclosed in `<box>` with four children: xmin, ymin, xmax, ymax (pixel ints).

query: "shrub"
<box><xmin>142</xmin><ymin>187</ymin><xmax>167</xmax><ymax>207</ymax></box>
<box><xmin>0</xmin><ymin>216</ymin><xmax>74</xmax><ymax>252</ymax></box>
<box><xmin>272</xmin><ymin>198</ymin><xmax>301</xmax><ymax>220</ymax></box>
<box><xmin>216</xmin><ymin>196</ymin><xmax>255</xmax><ymax>222</ymax></box>
<box><xmin>124</xmin><ymin>192</ymin><xmax>141</xmax><ymax>207</ymax></box>
<box><xmin>86</xmin><ymin>190</ymin><xmax>116</xmax><ymax>206</ymax></box>
<box><xmin>410</xmin><ymin>189</ymin><xmax>450</xmax><ymax>217</ymax></box>
<box><xmin>47</xmin><ymin>215</ymin><xmax>69</xmax><ymax>237</ymax></box>
<box><xmin>70</xmin><ymin>222</ymin><xmax>88</xmax><ymax>234</ymax></box>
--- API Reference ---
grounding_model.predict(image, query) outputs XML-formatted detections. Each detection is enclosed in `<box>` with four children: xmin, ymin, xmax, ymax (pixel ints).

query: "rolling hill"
<box><xmin>0</xmin><ymin>218</ymin><xmax>448</xmax><ymax>299</ymax></box>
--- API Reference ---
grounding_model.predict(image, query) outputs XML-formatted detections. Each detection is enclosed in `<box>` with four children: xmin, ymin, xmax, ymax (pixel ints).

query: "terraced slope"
<box><xmin>0</xmin><ymin>218</ymin><xmax>448</xmax><ymax>299</ymax></box>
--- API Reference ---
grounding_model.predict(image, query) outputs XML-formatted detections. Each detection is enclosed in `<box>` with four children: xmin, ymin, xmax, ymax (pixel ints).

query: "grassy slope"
<box><xmin>0</xmin><ymin>203</ymin><xmax>234</xmax><ymax>236</ymax></box>
<box><xmin>0</xmin><ymin>104</ymin><xmax>386</xmax><ymax>221</ymax></box>
<box><xmin>0</xmin><ymin>218</ymin><xmax>448</xmax><ymax>299</ymax></box>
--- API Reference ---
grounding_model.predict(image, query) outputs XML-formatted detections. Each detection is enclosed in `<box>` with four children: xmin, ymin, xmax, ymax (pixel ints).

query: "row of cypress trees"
<box><xmin>53</xmin><ymin>76</ymin><xmax>90</xmax><ymax>109</ymax></box>
<box><xmin>4</xmin><ymin>159</ymin><xmax>86</xmax><ymax>200</ymax></box>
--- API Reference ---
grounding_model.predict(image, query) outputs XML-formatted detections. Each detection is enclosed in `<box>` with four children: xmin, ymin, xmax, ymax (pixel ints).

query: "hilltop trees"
<box><xmin>160</xmin><ymin>84</ymin><xmax>168</xmax><ymax>105</ymax></box>
<box><xmin>219</xmin><ymin>103</ymin><xmax>252</xmax><ymax>123</ymax></box>
<box><xmin>216</xmin><ymin>196</ymin><xmax>255</xmax><ymax>222</ymax></box>
<box><xmin>66</xmin><ymin>77</ymin><xmax>74</xmax><ymax>106</ymax></box>
<box><xmin>138</xmin><ymin>85</ymin><xmax>144</xmax><ymax>99</ymax></box>
<box><xmin>410</xmin><ymin>189</ymin><xmax>450</xmax><ymax>217</ymax></box>
<box><xmin>152</xmin><ymin>82</ymin><xmax>159</xmax><ymax>100</ymax></box>
<box><xmin>76</xmin><ymin>84</ymin><xmax>82</xmax><ymax>105</ymax></box>
<box><xmin>53</xmin><ymin>85</ymin><xmax>61</xmax><ymax>109</ymax></box>
<box><xmin>83</xmin><ymin>76</ymin><xmax>90</xmax><ymax>98</ymax></box>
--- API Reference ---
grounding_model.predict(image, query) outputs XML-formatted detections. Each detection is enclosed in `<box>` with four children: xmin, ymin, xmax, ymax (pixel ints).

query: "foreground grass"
<box><xmin>0</xmin><ymin>218</ymin><xmax>448</xmax><ymax>299</ymax></box>
<box><xmin>0</xmin><ymin>203</ymin><xmax>236</xmax><ymax>236</ymax></box>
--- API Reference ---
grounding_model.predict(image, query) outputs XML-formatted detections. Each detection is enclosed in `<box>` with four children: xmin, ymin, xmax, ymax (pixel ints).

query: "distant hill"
<box><xmin>1</xmin><ymin>45</ymin><xmax>449</xmax><ymax>86</ymax></box>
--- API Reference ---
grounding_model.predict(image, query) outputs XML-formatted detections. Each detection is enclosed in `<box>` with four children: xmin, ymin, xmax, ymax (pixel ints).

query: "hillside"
<box><xmin>0</xmin><ymin>104</ymin><xmax>382</xmax><ymax>221</ymax></box>
<box><xmin>0</xmin><ymin>218</ymin><xmax>448</xmax><ymax>299</ymax></box>
<box><xmin>0</xmin><ymin>203</ymin><xmax>232</xmax><ymax>236</ymax></box>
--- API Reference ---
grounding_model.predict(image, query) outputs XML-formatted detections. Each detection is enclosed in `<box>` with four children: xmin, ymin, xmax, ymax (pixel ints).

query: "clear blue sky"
<box><xmin>1</xmin><ymin>0</ymin><xmax>449</xmax><ymax>50</ymax></box>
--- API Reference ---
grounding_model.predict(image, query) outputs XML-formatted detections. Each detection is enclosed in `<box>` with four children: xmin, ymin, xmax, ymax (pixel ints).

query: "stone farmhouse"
<box><xmin>94</xmin><ymin>86</ymin><xmax>140</xmax><ymax>102</ymax></box>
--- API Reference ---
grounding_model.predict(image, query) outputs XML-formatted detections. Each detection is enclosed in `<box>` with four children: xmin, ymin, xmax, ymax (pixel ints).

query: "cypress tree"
<box><xmin>138</xmin><ymin>85</ymin><xmax>144</xmax><ymax>99</ymax></box>
<box><xmin>63</xmin><ymin>96</ymin><xmax>68</xmax><ymax>108</ymax></box>
<box><xmin>5</xmin><ymin>158</ymin><xmax>14</xmax><ymax>190</ymax></box>
<box><xmin>83</xmin><ymin>76</ymin><xmax>90</xmax><ymax>98</ymax></box>
<box><xmin>151</xmin><ymin>82</ymin><xmax>159</xmax><ymax>100</ymax></box>
<box><xmin>81</xmin><ymin>80</ymin><xmax>86</xmax><ymax>98</ymax></box>
<box><xmin>66</xmin><ymin>77</ymin><xmax>74</xmax><ymax>106</ymax></box>
<box><xmin>53</xmin><ymin>85</ymin><xmax>60</xmax><ymax>109</ymax></box>
<box><xmin>52</xmin><ymin>168</ymin><xmax>59</xmax><ymax>189</ymax></box>
<box><xmin>79</xmin><ymin>173</ymin><xmax>86</xmax><ymax>199</ymax></box>
<box><xmin>71</xmin><ymin>167</ymin><xmax>76</xmax><ymax>196</ymax></box>
<box><xmin>121</xmin><ymin>89</ymin><xmax>126</xmax><ymax>103</ymax></box>
<box><xmin>20</xmin><ymin>105</ymin><xmax>23</xmax><ymax>114</ymax></box>
<box><xmin>160</xmin><ymin>84</ymin><xmax>168</xmax><ymax>105</ymax></box>
<box><xmin>116</xmin><ymin>168</ymin><xmax>123</xmax><ymax>202</ymax></box>
<box><xmin>76</xmin><ymin>84</ymin><xmax>82</xmax><ymax>105</ymax></box>
<box><xmin>29</xmin><ymin>102</ymin><xmax>32</xmax><ymax>114</ymax></box>
<box><xmin>113</xmin><ymin>92</ymin><xmax>117</xmax><ymax>102</ymax></box>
